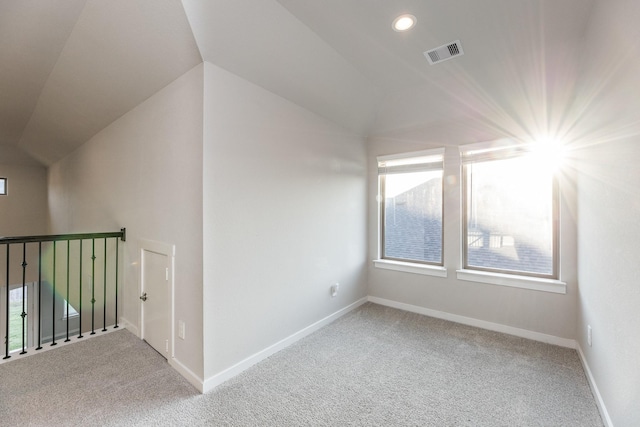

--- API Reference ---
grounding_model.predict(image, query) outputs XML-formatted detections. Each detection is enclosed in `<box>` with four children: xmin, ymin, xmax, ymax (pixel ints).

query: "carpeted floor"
<box><xmin>0</xmin><ymin>303</ymin><xmax>603</xmax><ymax>426</ymax></box>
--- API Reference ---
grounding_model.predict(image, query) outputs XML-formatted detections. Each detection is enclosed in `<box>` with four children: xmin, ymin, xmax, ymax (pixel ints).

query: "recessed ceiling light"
<box><xmin>392</xmin><ymin>14</ymin><xmax>416</xmax><ymax>32</ymax></box>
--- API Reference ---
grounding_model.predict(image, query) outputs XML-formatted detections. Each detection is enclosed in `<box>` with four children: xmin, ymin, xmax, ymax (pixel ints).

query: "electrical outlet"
<box><xmin>587</xmin><ymin>325</ymin><xmax>592</xmax><ymax>347</ymax></box>
<box><xmin>330</xmin><ymin>283</ymin><xmax>339</xmax><ymax>297</ymax></box>
<box><xmin>178</xmin><ymin>320</ymin><xmax>186</xmax><ymax>340</ymax></box>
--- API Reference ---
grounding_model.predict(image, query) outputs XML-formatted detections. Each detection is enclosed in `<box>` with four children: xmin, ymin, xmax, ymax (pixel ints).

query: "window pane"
<box><xmin>0</xmin><ymin>178</ymin><xmax>5</xmax><ymax>195</ymax></box>
<box><xmin>9</xmin><ymin>286</ymin><xmax>27</xmax><ymax>352</ymax></box>
<box><xmin>465</xmin><ymin>157</ymin><xmax>554</xmax><ymax>276</ymax></box>
<box><xmin>383</xmin><ymin>170</ymin><xmax>442</xmax><ymax>263</ymax></box>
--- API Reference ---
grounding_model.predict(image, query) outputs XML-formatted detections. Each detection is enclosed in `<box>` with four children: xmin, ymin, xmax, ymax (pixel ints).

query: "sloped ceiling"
<box><xmin>0</xmin><ymin>0</ymin><xmax>85</xmax><ymax>164</ymax></box>
<box><xmin>1</xmin><ymin>0</ymin><xmax>595</xmax><ymax>165</ymax></box>
<box><xmin>0</xmin><ymin>0</ymin><xmax>201</xmax><ymax>166</ymax></box>
<box><xmin>185</xmin><ymin>0</ymin><xmax>594</xmax><ymax>142</ymax></box>
<box><xmin>275</xmin><ymin>0</ymin><xmax>594</xmax><ymax>140</ymax></box>
<box><xmin>181</xmin><ymin>0</ymin><xmax>380</xmax><ymax>136</ymax></box>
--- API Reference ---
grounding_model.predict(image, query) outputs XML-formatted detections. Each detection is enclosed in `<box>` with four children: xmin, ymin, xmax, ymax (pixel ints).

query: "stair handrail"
<box><xmin>1</xmin><ymin>228</ymin><xmax>126</xmax><ymax>360</ymax></box>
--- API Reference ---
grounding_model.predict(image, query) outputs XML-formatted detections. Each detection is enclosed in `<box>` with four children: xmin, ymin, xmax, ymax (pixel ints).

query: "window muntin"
<box><xmin>0</xmin><ymin>177</ymin><xmax>6</xmax><ymax>195</ymax></box>
<box><xmin>462</xmin><ymin>143</ymin><xmax>559</xmax><ymax>278</ymax></box>
<box><xmin>378</xmin><ymin>149</ymin><xmax>444</xmax><ymax>265</ymax></box>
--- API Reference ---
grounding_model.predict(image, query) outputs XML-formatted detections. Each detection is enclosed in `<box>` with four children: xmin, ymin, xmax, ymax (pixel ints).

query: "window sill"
<box><xmin>373</xmin><ymin>259</ymin><xmax>447</xmax><ymax>278</ymax></box>
<box><xmin>456</xmin><ymin>269</ymin><xmax>566</xmax><ymax>294</ymax></box>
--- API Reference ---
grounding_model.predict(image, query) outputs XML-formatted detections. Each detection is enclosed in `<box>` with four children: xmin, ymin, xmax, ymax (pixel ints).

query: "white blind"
<box><xmin>377</xmin><ymin>148</ymin><xmax>444</xmax><ymax>175</ymax></box>
<box><xmin>460</xmin><ymin>140</ymin><xmax>531</xmax><ymax>164</ymax></box>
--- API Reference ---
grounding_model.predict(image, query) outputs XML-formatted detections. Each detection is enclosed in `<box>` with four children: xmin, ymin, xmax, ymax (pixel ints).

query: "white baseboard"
<box><xmin>120</xmin><ymin>317</ymin><xmax>139</xmax><ymax>337</ymax></box>
<box><xmin>202</xmin><ymin>296</ymin><xmax>368</xmax><ymax>393</ymax></box>
<box><xmin>0</xmin><ymin>324</ymin><xmax>121</xmax><ymax>365</ymax></box>
<box><xmin>368</xmin><ymin>296</ymin><xmax>577</xmax><ymax>349</ymax></box>
<box><xmin>576</xmin><ymin>344</ymin><xmax>613</xmax><ymax>427</ymax></box>
<box><xmin>120</xmin><ymin>316</ymin><xmax>204</xmax><ymax>392</ymax></box>
<box><xmin>170</xmin><ymin>357</ymin><xmax>205</xmax><ymax>393</ymax></box>
<box><xmin>121</xmin><ymin>316</ymin><xmax>205</xmax><ymax>392</ymax></box>
<box><xmin>39</xmin><ymin>328</ymin><xmax>80</xmax><ymax>343</ymax></box>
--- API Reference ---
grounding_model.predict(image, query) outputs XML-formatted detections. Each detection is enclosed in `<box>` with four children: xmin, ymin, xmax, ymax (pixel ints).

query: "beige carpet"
<box><xmin>0</xmin><ymin>303</ymin><xmax>603</xmax><ymax>426</ymax></box>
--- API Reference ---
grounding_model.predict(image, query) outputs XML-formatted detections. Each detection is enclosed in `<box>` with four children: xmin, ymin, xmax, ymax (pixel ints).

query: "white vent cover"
<box><xmin>424</xmin><ymin>40</ymin><xmax>464</xmax><ymax>65</ymax></box>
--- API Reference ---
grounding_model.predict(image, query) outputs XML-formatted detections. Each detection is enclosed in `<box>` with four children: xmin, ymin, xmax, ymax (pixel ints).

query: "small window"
<box><xmin>63</xmin><ymin>301</ymin><xmax>80</xmax><ymax>319</ymax></box>
<box><xmin>0</xmin><ymin>178</ymin><xmax>6</xmax><ymax>195</ymax></box>
<box><xmin>378</xmin><ymin>149</ymin><xmax>444</xmax><ymax>265</ymax></box>
<box><xmin>461</xmin><ymin>141</ymin><xmax>560</xmax><ymax>279</ymax></box>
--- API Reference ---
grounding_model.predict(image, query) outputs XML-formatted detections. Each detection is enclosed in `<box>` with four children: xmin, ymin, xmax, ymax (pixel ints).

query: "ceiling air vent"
<box><xmin>424</xmin><ymin>40</ymin><xmax>464</xmax><ymax>65</ymax></box>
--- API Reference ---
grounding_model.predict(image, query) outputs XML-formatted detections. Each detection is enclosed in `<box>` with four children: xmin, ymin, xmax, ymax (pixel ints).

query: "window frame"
<box><xmin>1</xmin><ymin>282</ymin><xmax>37</xmax><ymax>353</ymax></box>
<box><xmin>0</xmin><ymin>177</ymin><xmax>6</xmax><ymax>195</ymax></box>
<box><xmin>460</xmin><ymin>141</ymin><xmax>560</xmax><ymax>280</ymax></box>
<box><xmin>377</xmin><ymin>148</ymin><xmax>445</xmax><ymax>267</ymax></box>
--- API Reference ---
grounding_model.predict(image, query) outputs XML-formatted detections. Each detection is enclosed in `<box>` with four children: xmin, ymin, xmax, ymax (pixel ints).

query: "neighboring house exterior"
<box><xmin>384</xmin><ymin>178</ymin><xmax>442</xmax><ymax>263</ymax></box>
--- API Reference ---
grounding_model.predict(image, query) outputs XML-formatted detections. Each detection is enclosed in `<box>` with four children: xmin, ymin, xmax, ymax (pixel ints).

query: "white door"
<box><xmin>141</xmin><ymin>249</ymin><xmax>169</xmax><ymax>359</ymax></box>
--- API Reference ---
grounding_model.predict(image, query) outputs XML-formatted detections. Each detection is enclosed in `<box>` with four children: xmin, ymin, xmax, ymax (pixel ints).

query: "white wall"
<box><xmin>574</xmin><ymin>1</ymin><xmax>640</xmax><ymax>425</ymax></box>
<box><xmin>0</xmin><ymin>163</ymin><xmax>48</xmax><ymax>285</ymax></box>
<box><xmin>366</xmin><ymin>133</ymin><xmax>578</xmax><ymax>341</ymax></box>
<box><xmin>0</xmin><ymin>163</ymin><xmax>48</xmax><ymax>237</ymax></box>
<box><xmin>202</xmin><ymin>62</ymin><xmax>368</xmax><ymax>379</ymax></box>
<box><xmin>47</xmin><ymin>64</ymin><xmax>204</xmax><ymax>378</ymax></box>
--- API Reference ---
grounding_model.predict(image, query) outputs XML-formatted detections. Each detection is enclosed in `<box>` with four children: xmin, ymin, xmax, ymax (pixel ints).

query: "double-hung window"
<box><xmin>460</xmin><ymin>141</ymin><xmax>559</xmax><ymax>279</ymax></box>
<box><xmin>377</xmin><ymin>148</ymin><xmax>444</xmax><ymax>266</ymax></box>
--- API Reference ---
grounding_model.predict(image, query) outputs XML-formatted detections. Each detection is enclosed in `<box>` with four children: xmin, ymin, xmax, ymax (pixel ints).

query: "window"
<box><xmin>377</xmin><ymin>149</ymin><xmax>444</xmax><ymax>265</ymax></box>
<box><xmin>461</xmin><ymin>141</ymin><xmax>559</xmax><ymax>279</ymax></box>
<box><xmin>63</xmin><ymin>300</ymin><xmax>80</xmax><ymax>319</ymax></box>
<box><xmin>1</xmin><ymin>283</ymin><xmax>35</xmax><ymax>352</ymax></box>
<box><xmin>0</xmin><ymin>177</ymin><xmax>6</xmax><ymax>195</ymax></box>
<box><xmin>1</xmin><ymin>282</ymin><xmax>80</xmax><ymax>352</ymax></box>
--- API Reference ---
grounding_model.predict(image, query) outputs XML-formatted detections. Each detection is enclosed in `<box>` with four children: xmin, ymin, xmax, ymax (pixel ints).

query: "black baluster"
<box><xmin>3</xmin><ymin>244</ymin><xmax>10</xmax><ymax>360</ymax></box>
<box><xmin>20</xmin><ymin>243</ymin><xmax>27</xmax><ymax>354</ymax></box>
<box><xmin>65</xmin><ymin>242</ymin><xmax>70</xmax><ymax>342</ymax></box>
<box><xmin>91</xmin><ymin>239</ymin><xmax>96</xmax><ymax>335</ymax></box>
<box><xmin>102</xmin><ymin>238</ymin><xmax>107</xmax><ymax>332</ymax></box>
<box><xmin>51</xmin><ymin>241</ymin><xmax>57</xmax><ymax>346</ymax></box>
<box><xmin>78</xmin><ymin>240</ymin><xmax>83</xmax><ymax>339</ymax></box>
<box><xmin>114</xmin><ymin>237</ymin><xmax>119</xmax><ymax>329</ymax></box>
<box><xmin>36</xmin><ymin>242</ymin><xmax>42</xmax><ymax>350</ymax></box>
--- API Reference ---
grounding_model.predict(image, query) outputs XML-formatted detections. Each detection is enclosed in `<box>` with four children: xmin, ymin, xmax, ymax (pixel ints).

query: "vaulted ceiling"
<box><xmin>0</xmin><ymin>0</ymin><xmax>595</xmax><ymax>166</ymax></box>
<box><xmin>0</xmin><ymin>0</ymin><xmax>201</xmax><ymax>165</ymax></box>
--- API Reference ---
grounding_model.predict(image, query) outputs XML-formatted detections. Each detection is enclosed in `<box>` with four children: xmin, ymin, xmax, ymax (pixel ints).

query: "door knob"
<box><xmin>140</xmin><ymin>292</ymin><xmax>147</xmax><ymax>302</ymax></box>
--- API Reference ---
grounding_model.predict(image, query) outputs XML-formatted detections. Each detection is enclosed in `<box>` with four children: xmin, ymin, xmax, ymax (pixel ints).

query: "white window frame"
<box><xmin>374</xmin><ymin>148</ymin><xmax>447</xmax><ymax>277</ymax></box>
<box><xmin>457</xmin><ymin>140</ymin><xmax>565</xmax><ymax>293</ymax></box>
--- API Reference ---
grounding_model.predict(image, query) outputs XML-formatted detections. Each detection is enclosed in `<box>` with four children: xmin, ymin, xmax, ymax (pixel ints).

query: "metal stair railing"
<box><xmin>1</xmin><ymin>228</ymin><xmax>125</xmax><ymax>360</ymax></box>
